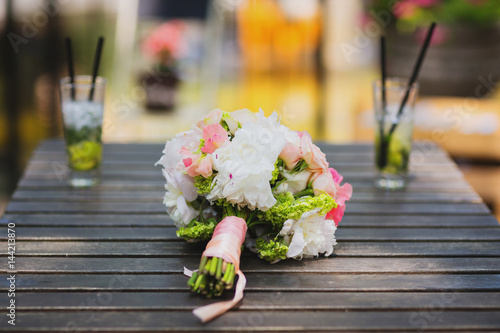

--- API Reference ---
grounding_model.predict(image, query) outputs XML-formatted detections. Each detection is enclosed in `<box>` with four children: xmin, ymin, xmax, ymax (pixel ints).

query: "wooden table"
<box><xmin>1</xmin><ymin>140</ymin><xmax>500</xmax><ymax>332</ymax></box>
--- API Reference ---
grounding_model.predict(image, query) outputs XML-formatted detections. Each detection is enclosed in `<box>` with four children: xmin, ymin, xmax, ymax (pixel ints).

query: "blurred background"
<box><xmin>1</xmin><ymin>0</ymin><xmax>500</xmax><ymax>220</ymax></box>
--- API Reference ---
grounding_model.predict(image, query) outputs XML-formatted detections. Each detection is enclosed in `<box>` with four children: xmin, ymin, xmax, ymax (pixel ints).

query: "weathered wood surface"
<box><xmin>1</xmin><ymin>140</ymin><xmax>499</xmax><ymax>332</ymax></box>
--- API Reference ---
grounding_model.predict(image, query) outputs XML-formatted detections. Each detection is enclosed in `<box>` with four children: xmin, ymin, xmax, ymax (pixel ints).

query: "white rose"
<box><xmin>224</xmin><ymin>109</ymin><xmax>257</xmax><ymax>134</ymax></box>
<box><xmin>162</xmin><ymin>169</ymin><xmax>198</xmax><ymax>228</ymax></box>
<box><xmin>280</xmin><ymin>208</ymin><xmax>337</xmax><ymax>259</ymax></box>
<box><xmin>273</xmin><ymin>169</ymin><xmax>312</xmax><ymax>195</ymax></box>
<box><xmin>155</xmin><ymin>127</ymin><xmax>202</xmax><ymax>172</ymax></box>
<box><xmin>256</xmin><ymin>109</ymin><xmax>299</xmax><ymax>145</ymax></box>
<box><xmin>208</xmin><ymin>121</ymin><xmax>286</xmax><ymax>210</ymax></box>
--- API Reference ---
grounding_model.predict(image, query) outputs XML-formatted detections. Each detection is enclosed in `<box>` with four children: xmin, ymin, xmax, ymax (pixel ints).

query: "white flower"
<box><xmin>273</xmin><ymin>169</ymin><xmax>312</xmax><ymax>195</ymax></box>
<box><xmin>208</xmin><ymin>121</ymin><xmax>286</xmax><ymax>210</ymax></box>
<box><xmin>156</xmin><ymin>128</ymin><xmax>202</xmax><ymax>228</ymax></box>
<box><xmin>279</xmin><ymin>208</ymin><xmax>337</xmax><ymax>259</ymax></box>
<box><xmin>155</xmin><ymin>127</ymin><xmax>202</xmax><ymax>172</ymax></box>
<box><xmin>162</xmin><ymin>169</ymin><xmax>198</xmax><ymax>228</ymax></box>
<box><xmin>224</xmin><ymin>109</ymin><xmax>257</xmax><ymax>134</ymax></box>
<box><xmin>256</xmin><ymin>109</ymin><xmax>299</xmax><ymax>145</ymax></box>
<box><xmin>196</xmin><ymin>108</ymin><xmax>223</xmax><ymax>129</ymax></box>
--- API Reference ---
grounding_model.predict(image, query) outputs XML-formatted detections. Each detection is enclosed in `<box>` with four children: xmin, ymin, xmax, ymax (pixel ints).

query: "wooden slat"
<box><xmin>17</xmin><ymin>178</ymin><xmax>165</xmax><ymax>190</ymax></box>
<box><xmin>12</xmin><ymin>189</ymin><xmax>166</xmax><ymax>201</ymax></box>
<box><xmin>2</xmin><ymin>292</ymin><xmax>499</xmax><ymax>311</ymax></box>
<box><xmin>6</xmin><ymin>273</ymin><xmax>500</xmax><ymax>291</ymax></box>
<box><xmin>2</xmin><ymin>257</ymin><xmax>500</xmax><ymax>274</ymax></box>
<box><xmin>11</xmin><ymin>241</ymin><xmax>500</xmax><ymax>257</ymax></box>
<box><xmin>1</xmin><ymin>311</ymin><xmax>499</xmax><ymax>331</ymax></box>
<box><xmin>1</xmin><ymin>214</ymin><xmax>174</xmax><ymax>227</ymax></box>
<box><xmin>340</xmin><ymin>215</ymin><xmax>499</xmax><ymax>227</ymax></box>
<box><xmin>5</xmin><ymin>201</ymin><xmax>167</xmax><ymax>214</ymax></box>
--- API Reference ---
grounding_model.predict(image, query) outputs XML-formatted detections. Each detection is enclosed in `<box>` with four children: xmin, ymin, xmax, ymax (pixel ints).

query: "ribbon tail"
<box><xmin>184</xmin><ymin>267</ymin><xmax>194</xmax><ymax>277</ymax></box>
<box><xmin>192</xmin><ymin>270</ymin><xmax>246</xmax><ymax>323</ymax></box>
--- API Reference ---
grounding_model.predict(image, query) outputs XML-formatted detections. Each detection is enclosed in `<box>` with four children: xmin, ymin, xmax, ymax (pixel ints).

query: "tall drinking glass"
<box><xmin>59</xmin><ymin>75</ymin><xmax>106</xmax><ymax>187</ymax></box>
<box><xmin>373</xmin><ymin>77</ymin><xmax>418</xmax><ymax>190</ymax></box>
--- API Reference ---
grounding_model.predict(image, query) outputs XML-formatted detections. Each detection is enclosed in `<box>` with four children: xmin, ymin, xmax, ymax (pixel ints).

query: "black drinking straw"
<box><xmin>377</xmin><ymin>35</ymin><xmax>387</xmax><ymax>168</ymax></box>
<box><xmin>65</xmin><ymin>37</ymin><xmax>76</xmax><ymax>101</ymax></box>
<box><xmin>387</xmin><ymin>22</ymin><xmax>436</xmax><ymax>138</ymax></box>
<box><xmin>381</xmin><ymin>36</ymin><xmax>387</xmax><ymax>109</ymax></box>
<box><xmin>88</xmin><ymin>36</ymin><xmax>104</xmax><ymax>102</ymax></box>
<box><xmin>378</xmin><ymin>22</ymin><xmax>436</xmax><ymax>169</ymax></box>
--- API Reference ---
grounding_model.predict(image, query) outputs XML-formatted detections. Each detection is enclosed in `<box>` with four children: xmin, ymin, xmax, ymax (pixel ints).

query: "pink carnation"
<box><xmin>201</xmin><ymin>124</ymin><xmax>229</xmax><ymax>154</ymax></box>
<box><xmin>299</xmin><ymin>131</ymin><xmax>329</xmax><ymax>172</ymax></box>
<box><xmin>312</xmin><ymin>171</ymin><xmax>336</xmax><ymax>197</ymax></box>
<box><xmin>180</xmin><ymin>146</ymin><xmax>213</xmax><ymax>178</ymax></box>
<box><xmin>325</xmin><ymin>167</ymin><xmax>352</xmax><ymax>226</ymax></box>
<box><xmin>197</xmin><ymin>109</ymin><xmax>223</xmax><ymax>130</ymax></box>
<box><xmin>279</xmin><ymin>142</ymin><xmax>303</xmax><ymax>169</ymax></box>
<box><xmin>329</xmin><ymin>167</ymin><xmax>343</xmax><ymax>184</ymax></box>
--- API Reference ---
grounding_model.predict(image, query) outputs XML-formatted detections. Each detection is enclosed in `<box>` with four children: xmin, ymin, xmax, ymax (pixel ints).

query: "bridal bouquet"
<box><xmin>156</xmin><ymin>109</ymin><xmax>352</xmax><ymax>322</ymax></box>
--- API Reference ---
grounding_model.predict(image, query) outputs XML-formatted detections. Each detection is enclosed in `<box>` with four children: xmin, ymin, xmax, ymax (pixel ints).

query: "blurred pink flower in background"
<box><xmin>416</xmin><ymin>24</ymin><xmax>446</xmax><ymax>45</ymax></box>
<box><xmin>393</xmin><ymin>0</ymin><xmax>441</xmax><ymax>19</ymax></box>
<box><xmin>393</xmin><ymin>1</ymin><xmax>418</xmax><ymax>18</ymax></box>
<box><xmin>142</xmin><ymin>20</ymin><xmax>185</xmax><ymax>65</ymax></box>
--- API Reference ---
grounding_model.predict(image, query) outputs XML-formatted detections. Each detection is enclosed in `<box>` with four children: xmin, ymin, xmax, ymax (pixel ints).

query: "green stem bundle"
<box><xmin>187</xmin><ymin>256</ymin><xmax>236</xmax><ymax>298</ymax></box>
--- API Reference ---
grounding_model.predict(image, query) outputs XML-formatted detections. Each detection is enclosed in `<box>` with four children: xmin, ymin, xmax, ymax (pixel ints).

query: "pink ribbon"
<box><xmin>187</xmin><ymin>216</ymin><xmax>248</xmax><ymax>323</ymax></box>
<box><xmin>192</xmin><ymin>270</ymin><xmax>246</xmax><ymax>322</ymax></box>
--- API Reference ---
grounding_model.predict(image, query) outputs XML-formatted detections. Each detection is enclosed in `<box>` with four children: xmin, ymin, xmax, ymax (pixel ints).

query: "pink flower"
<box><xmin>279</xmin><ymin>142</ymin><xmax>302</xmax><ymax>169</ymax></box>
<box><xmin>393</xmin><ymin>1</ymin><xmax>417</xmax><ymax>18</ymax></box>
<box><xmin>312</xmin><ymin>171</ymin><xmax>336</xmax><ymax>197</ymax></box>
<box><xmin>326</xmin><ymin>202</ymin><xmax>346</xmax><ymax>227</ymax></box>
<box><xmin>297</xmin><ymin>131</ymin><xmax>307</xmax><ymax>139</ymax></box>
<box><xmin>416</xmin><ymin>25</ymin><xmax>446</xmax><ymax>46</ymax></box>
<box><xmin>329</xmin><ymin>167</ymin><xmax>343</xmax><ymax>184</ymax></box>
<box><xmin>180</xmin><ymin>146</ymin><xmax>213</xmax><ymax>178</ymax></box>
<box><xmin>142</xmin><ymin>21</ymin><xmax>185</xmax><ymax>63</ymax></box>
<box><xmin>300</xmin><ymin>132</ymin><xmax>328</xmax><ymax>172</ymax></box>
<box><xmin>196</xmin><ymin>155</ymin><xmax>213</xmax><ymax>178</ymax></box>
<box><xmin>197</xmin><ymin>109</ymin><xmax>223</xmax><ymax>130</ymax></box>
<box><xmin>201</xmin><ymin>124</ymin><xmax>229</xmax><ymax>154</ymax></box>
<box><xmin>325</xmin><ymin>168</ymin><xmax>353</xmax><ymax>226</ymax></box>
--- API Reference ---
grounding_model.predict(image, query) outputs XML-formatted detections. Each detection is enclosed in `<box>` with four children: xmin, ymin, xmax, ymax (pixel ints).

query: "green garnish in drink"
<box><xmin>375</xmin><ymin>134</ymin><xmax>410</xmax><ymax>174</ymax></box>
<box><xmin>64</xmin><ymin>125</ymin><xmax>102</xmax><ymax>172</ymax></box>
<box><xmin>67</xmin><ymin>140</ymin><xmax>102</xmax><ymax>171</ymax></box>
